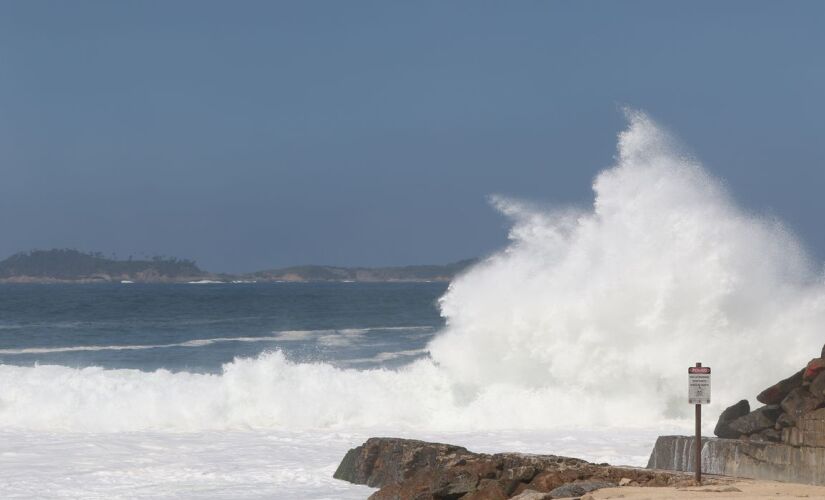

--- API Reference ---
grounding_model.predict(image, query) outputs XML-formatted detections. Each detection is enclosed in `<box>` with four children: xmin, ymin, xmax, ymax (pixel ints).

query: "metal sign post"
<box><xmin>688</xmin><ymin>363</ymin><xmax>711</xmax><ymax>483</ymax></box>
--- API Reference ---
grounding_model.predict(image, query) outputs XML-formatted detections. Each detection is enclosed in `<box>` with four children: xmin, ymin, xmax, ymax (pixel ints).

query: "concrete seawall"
<box><xmin>648</xmin><ymin>435</ymin><xmax>825</xmax><ymax>485</ymax></box>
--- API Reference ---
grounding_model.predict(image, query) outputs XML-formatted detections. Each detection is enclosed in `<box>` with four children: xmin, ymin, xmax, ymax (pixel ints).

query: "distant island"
<box><xmin>251</xmin><ymin>260</ymin><xmax>475</xmax><ymax>283</ymax></box>
<box><xmin>0</xmin><ymin>249</ymin><xmax>476</xmax><ymax>284</ymax></box>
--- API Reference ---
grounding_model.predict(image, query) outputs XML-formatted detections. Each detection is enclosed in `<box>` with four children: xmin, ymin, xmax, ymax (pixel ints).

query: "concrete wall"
<box><xmin>647</xmin><ymin>435</ymin><xmax>825</xmax><ymax>486</ymax></box>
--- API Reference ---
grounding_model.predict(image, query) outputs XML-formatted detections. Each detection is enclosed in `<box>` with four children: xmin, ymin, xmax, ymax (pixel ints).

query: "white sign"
<box><xmin>688</xmin><ymin>366</ymin><xmax>711</xmax><ymax>404</ymax></box>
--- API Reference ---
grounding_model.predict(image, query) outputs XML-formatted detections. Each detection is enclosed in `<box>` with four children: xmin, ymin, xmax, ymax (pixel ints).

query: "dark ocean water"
<box><xmin>0</xmin><ymin>282</ymin><xmax>447</xmax><ymax>372</ymax></box>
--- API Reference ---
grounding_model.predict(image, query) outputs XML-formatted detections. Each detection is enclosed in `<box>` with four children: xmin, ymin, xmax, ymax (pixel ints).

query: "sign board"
<box><xmin>688</xmin><ymin>366</ymin><xmax>711</xmax><ymax>404</ymax></box>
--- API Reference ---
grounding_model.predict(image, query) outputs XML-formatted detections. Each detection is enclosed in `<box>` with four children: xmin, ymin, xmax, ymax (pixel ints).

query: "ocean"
<box><xmin>0</xmin><ymin>282</ymin><xmax>445</xmax><ymax>373</ymax></box>
<box><xmin>3</xmin><ymin>112</ymin><xmax>824</xmax><ymax>499</ymax></box>
<box><xmin>0</xmin><ymin>282</ymin><xmax>668</xmax><ymax>499</ymax></box>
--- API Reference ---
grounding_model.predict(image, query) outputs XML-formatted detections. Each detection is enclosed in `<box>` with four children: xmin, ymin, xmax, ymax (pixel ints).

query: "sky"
<box><xmin>1</xmin><ymin>1</ymin><xmax>823</xmax><ymax>273</ymax></box>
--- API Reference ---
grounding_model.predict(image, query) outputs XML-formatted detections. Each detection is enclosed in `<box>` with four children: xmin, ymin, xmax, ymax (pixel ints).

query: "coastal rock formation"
<box><xmin>647</xmin><ymin>435</ymin><xmax>825</xmax><ymax>486</ymax></box>
<box><xmin>649</xmin><ymin>344</ymin><xmax>825</xmax><ymax>485</ymax></box>
<box><xmin>334</xmin><ymin>437</ymin><xmax>717</xmax><ymax>499</ymax></box>
<box><xmin>715</xmin><ymin>344</ymin><xmax>825</xmax><ymax>446</ymax></box>
<box><xmin>713</xmin><ymin>399</ymin><xmax>749</xmax><ymax>439</ymax></box>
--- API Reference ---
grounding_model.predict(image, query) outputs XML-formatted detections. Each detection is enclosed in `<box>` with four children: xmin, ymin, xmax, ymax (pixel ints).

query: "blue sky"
<box><xmin>1</xmin><ymin>1</ymin><xmax>823</xmax><ymax>272</ymax></box>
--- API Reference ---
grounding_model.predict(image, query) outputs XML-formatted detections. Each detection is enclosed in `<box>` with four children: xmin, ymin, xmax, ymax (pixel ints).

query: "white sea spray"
<box><xmin>2</xmin><ymin>111</ymin><xmax>823</xmax><ymax>436</ymax></box>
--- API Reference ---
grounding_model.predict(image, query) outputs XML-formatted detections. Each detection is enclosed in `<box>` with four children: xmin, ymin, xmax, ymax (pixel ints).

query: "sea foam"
<box><xmin>2</xmin><ymin>110</ymin><xmax>823</xmax><ymax>433</ymax></box>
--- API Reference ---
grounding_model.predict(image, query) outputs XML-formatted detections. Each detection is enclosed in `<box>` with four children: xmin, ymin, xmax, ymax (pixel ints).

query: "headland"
<box><xmin>0</xmin><ymin>249</ymin><xmax>475</xmax><ymax>284</ymax></box>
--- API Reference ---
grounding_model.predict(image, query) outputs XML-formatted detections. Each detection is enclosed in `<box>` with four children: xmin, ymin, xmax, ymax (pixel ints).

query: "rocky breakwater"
<box><xmin>334</xmin><ymin>437</ymin><xmax>716</xmax><ymax>499</ymax></box>
<box><xmin>648</xmin><ymin>344</ymin><xmax>825</xmax><ymax>485</ymax></box>
<box><xmin>715</xmin><ymin>344</ymin><xmax>825</xmax><ymax>445</ymax></box>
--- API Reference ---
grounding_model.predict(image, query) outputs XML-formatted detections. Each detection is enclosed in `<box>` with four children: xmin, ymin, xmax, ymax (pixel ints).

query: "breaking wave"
<box><xmin>2</xmin><ymin>110</ymin><xmax>823</xmax><ymax>432</ymax></box>
<box><xmin>0</xmin><ymin>326</ymin><xmax>434</xmax><ymax>355</ymax></box>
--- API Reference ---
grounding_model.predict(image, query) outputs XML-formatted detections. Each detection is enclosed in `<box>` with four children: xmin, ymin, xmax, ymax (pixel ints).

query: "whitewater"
<box><xmin>2</xmin><ymin>111</ymin><xmax>824</xmax><ymax>498</ymax></box>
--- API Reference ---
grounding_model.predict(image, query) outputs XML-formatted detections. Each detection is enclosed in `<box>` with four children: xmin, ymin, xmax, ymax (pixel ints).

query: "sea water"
<box><xmin>3</xmin><ymin>111</ymin><xmax>824</xmax><ymax>499</ymax></box>
<box><xmin>0</xmin><ymin>283</ymin><xmax>666</xmax><ymax>499</ymax></box>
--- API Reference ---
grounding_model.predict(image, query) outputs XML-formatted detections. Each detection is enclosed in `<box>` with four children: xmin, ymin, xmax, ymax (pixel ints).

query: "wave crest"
<box><xmin>3</xmin><ymin>111</ymin><xmax>823</xmax><ymax>432</ymax></box>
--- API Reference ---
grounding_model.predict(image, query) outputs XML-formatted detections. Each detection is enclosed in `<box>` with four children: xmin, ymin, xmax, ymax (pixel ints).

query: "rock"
<box><xmin>780</xmin><ymin>387</ymin><xmax>824</xmax><ymax>424</ymax></box>
<box><xmin>463</xmin><ymin>479</ymin><xmax>508</xmax><ymax>500</ymax></box>
<box><xmin>647</xmin><ymin>435</ymin><xmax>825</xmax><ymax>486</ymax></box>
<box><xmin>804</xmin><ymin>358</ymin><xmax>825</xmax><ymax>381</ymax></box>
<box><xmin>502</xmin><ymin>465</ymin><xmax>538</xmax><ymax>482</ymax></box>
<box><xmin>728</xmin><ymin>405</ymin><xmax>781</xmax><ymax>435</ymax></box>
<box><xmin>528</xmin><ymin>470</ymin><xmax>571</xmax><ymax>492</ymax></box>
<box><xmin>784</xmin><ymin>408</ymin><xmax>825</xmax><ymax>447</ymax></box>
<box><xmin>548</xmin><ymin>480</ymin><xmax>615</xmax><ymax>498</ymax></box>
<box><xmin>714</xmin><ymin>399</ymin><xmax>750</xmax><ymax>438</ymax></box>
<box><xmin>333</xmin><ymin>437</ymin><xmax>475</xmax><ymax>488</ymax></box>
<box><xmin>757</xmin><ymin>369</ymin><xmax>804</xmax><ymax>405</ymax></box>
<box><xmin>618</xmin><ymin>477</ymin><xmax>633</xmax><ymax>486</ymax></box>
<box><xmin>431</xmin><ymin>468</ymin><xmax>479</xmax><ymax>498</ymax></box>
<box><xmin>782</xmin><ymin>426</ymin><xmax>803</xmax><ymax>446</ymax></box>
<box><xmin>810</xmin><ymin>371</ymin><xmax>825</xmax><ymax>399</ymax></box>
<box><xmin>775</xmin><ymin>412</ymin><xmax>795</xmax><ymax>428</ymax></box>
<box><xmin>509</xmin><ymin>490</ymin><xmax>552</xmax><ymax>500</ymax></box>
<box><xmin>335</xmin><ymin>437</ymin><xmax>692</xmax><ymax>499</ymax></box>
<box><xmin>519</xmin><ymin>491</ymin><xmax>556</xmax><ymax>500</ymax></box>
<box><xmin>751</xmin><ymin>428</ymin><xmax>782</xmax><ymax>443</ymax></box>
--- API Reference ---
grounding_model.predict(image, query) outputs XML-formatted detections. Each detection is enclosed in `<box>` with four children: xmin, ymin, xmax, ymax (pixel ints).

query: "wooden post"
<box><xmin>695</xmin><ymin>362</ymin><xmax>702</xmax><ymax>484</ymax></box>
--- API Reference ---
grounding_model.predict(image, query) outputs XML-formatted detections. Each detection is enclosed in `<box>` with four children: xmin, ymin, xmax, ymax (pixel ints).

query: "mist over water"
<box><xmin>432</xmin><ymin>110</ymin><xmax>825</xmax><ymax>424</ymax></box>
<box><xmin>2</xmin><ymin>111</ymin><xmax>823</xmax><ymax>433</ymax></box>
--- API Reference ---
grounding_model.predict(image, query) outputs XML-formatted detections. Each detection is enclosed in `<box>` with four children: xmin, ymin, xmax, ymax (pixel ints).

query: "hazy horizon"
<box><xmin>0</xmin><ymin>246</ymin><xmax>476</xmax><ymax>274</ymax></box>
<box><xmin>2</xmin><ymin>1</ymin><xmax>824</xmax><ymax>273</ymax></box>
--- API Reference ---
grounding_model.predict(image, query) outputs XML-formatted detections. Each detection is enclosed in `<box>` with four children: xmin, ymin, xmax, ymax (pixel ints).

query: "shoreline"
<box><xmin>591</xmin><ymin>480</ymin><xmax>825</xmax><ymax>499</ymax></box>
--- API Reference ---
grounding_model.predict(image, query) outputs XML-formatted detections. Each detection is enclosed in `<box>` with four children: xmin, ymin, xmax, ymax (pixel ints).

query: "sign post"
<box><xmin>688</xmin><ymin>363</ymin><xmax>710</xmax><ymax>484</ymax></box>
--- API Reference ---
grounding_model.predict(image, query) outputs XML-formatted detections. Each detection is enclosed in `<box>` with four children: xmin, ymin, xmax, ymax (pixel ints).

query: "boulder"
<box><xmin>714</xmin><ymin>399</ymin><xmax>750</xmax><ymax>438</ymax></box>
<box><xmin>463</xmin><ymin>480</ymin><xmax>508</xmax><ymax>500</ymax></box>
<box><xmin>810</xmin><ymin>371</ymin><xmax>825</xmax><ymax>399</ymax></box>
<box><xmin>528</xmin><ymin>470</ymin><xmax>575</xmax><ymax>492</ymax></box>
<box><xmin>335</xmin><ymin>437</ymin><xmax>697</xmax><ymax>499</ymax></box>
<box><xmin>780</xmin><ymin>387</ymin><xmax>824</xmax><ymax>424</ymax></box>
<box><xmin>757</xmin><ymin>369</ymin><xmax>804</xmax><ymax>405</ymax></box>
<box><xmin>728</xmin><ymin>405</ymin><xmax>781</xmax><ymax>435</ymax></box>
<box><xmin>431</xmin><ymin>468</ymin><xmax>481</xmax><ymax>498</ymax></box>
<box><xmin>333</xmin><ymin>437</ymin><xmax>475</xmax><ymax>488</ymax></box>
<box><xmin>548</xmin><ymin>480</ymin><xmax>616</xmax><ymax>498</ymax></box>
<box><xmin>804</xmin><ymin>358</ymin><xmax>825</xmax><ymax>381</ymax></box>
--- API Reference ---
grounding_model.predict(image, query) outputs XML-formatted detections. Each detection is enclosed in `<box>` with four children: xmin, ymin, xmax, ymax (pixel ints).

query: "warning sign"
<box><xmin>688</xmin><ymin>366</ymin><xmax>711</xmax><ymax>404</ymax></box>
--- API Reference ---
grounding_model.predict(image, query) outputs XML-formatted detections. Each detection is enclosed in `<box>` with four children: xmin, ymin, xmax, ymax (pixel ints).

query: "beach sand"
<box><xmin>590</xmin><ymin>480</ymin><xmax>825</xmax><ymax>499</ymax></box>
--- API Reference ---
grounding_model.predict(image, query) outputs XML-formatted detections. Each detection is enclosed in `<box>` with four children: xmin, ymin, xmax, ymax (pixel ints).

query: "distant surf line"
<box><xmin>0</xmin><ymin>325</ymin><xmax>436</xmax><ymax>355</ymax></box>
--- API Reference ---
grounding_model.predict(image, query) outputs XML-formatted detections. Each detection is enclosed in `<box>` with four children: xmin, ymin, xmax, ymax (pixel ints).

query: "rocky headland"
<box><xmin>0</xmin><ymin>249</ymin><xmax>474</xmax><ymax>284</ymax></box>
<box><xmin>0</xmin><ymin>249</ymin><xmax>207</xmax><ymax>283</ymax></box>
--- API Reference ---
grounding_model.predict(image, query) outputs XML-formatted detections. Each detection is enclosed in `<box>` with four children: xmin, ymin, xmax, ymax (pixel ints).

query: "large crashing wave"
<box><xmin>2</xmin><ymin>111</ymin><xmax>823</xmax><ymax>432</ymax></box>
